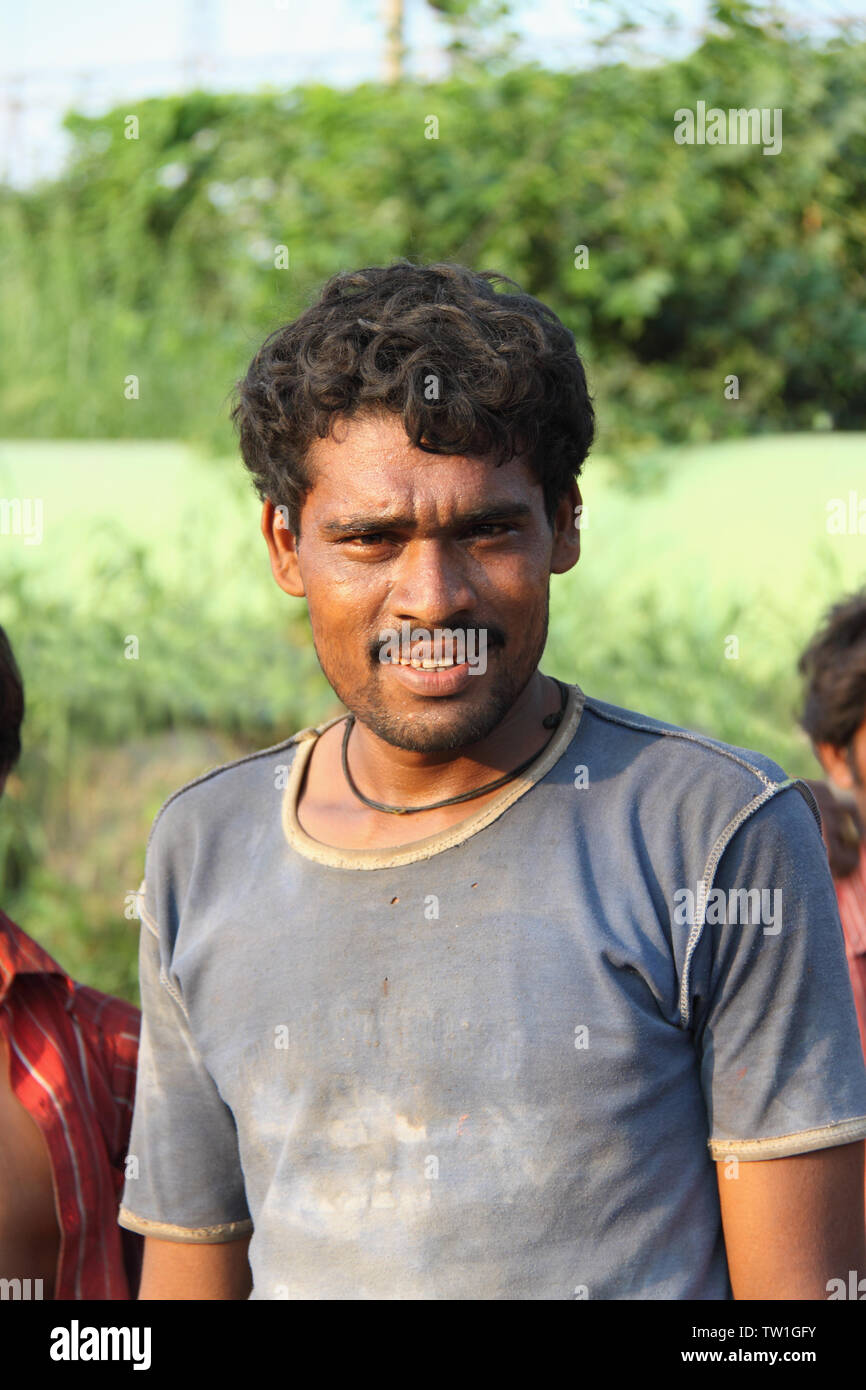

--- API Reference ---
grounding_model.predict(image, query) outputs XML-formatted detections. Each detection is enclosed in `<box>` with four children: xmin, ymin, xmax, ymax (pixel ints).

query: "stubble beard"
<box><xmin>310</xmin><ymin>607</ymin><xmax>551</xmax><ymax>754</ymax></box>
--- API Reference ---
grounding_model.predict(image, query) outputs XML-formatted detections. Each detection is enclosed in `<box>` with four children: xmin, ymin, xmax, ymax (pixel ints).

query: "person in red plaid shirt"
<box><xmin>0</xmin><ymin>625</ymin><xmax>142</xmax><ymax>1299</ymax></box>
<box><xmin>799</xmin><ymin>591</ymin><xmax>866</xmax><ymax>1065</ymax></box>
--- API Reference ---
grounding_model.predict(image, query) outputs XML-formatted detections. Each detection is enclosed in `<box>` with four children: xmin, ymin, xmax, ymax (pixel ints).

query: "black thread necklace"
<box><xmin>340</xmin><ymin>679</ymin><xmax>570</xmax><ymax>815</ymax></box>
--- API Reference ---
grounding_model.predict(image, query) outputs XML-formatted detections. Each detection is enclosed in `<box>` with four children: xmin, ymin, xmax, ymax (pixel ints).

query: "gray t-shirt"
<box><xmin>119</xmin><ymin>681</ymin><xmax>866</xmax><ymax>1299</ymax></box>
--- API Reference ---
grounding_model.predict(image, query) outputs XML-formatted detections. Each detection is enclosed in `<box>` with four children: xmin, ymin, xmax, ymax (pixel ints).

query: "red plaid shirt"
<box><xmin>0</xmin><ymin>909</ymin><xmax>142</xmax><ymax>1298</ymax></box>
<box><xmin>835</xmin><ymin>842</ymin><xmax>866</xmax><ymax>1065</ymax></box>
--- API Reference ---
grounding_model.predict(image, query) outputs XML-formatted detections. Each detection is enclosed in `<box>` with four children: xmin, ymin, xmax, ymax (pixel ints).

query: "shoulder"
<box><xmin>581</xmin><ymin>693</ymin><xmax>788</xmax><ymax>782</ymax></box>
<box><xmin>578</xmin><ymin>692</ymin><xmax>818</xmax><ymax>817</ymax></box>
<box><xmin>571</xmin><ymin>691</ymin><xmax>822</xmax><ymax>885</ymax></box>
<box><xmin>143</xmin><ymin>723</ymin><xmax>322</xmax><ymax>859</ymax></box>
<box><xmin>137</xmin><ymin>720</ymin><xmax>337</xmax><ymax>939</ymax></box>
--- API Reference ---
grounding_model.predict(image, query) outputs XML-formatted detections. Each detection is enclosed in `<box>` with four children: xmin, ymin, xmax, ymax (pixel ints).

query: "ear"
<box><xmin>550</xmin><ymin>480</ymin><xmax>582</xmax><ymax>575</ymax></box>
<box><xmin>814</xmin><ymin>740</ymin><xmax>854</xmax><ymax>791</ymax></box>
<box><xmin>261</xmin><ymin>501</ymin><xmax>305</xmax><ymax>598</ymax></box>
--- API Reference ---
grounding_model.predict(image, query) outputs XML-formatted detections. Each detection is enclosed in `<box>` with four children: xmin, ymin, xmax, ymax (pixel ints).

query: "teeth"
<box><xmin>392</xmin><ymin>656</ymin><xmax>456</xmax><ymax>668</ymax></box>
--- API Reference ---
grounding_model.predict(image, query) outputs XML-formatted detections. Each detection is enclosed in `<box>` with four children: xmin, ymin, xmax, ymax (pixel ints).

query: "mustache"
<box><xmin>370</xmin><ymin>624</ymin><xmax>505</xmax><ymax>662</ymax></box>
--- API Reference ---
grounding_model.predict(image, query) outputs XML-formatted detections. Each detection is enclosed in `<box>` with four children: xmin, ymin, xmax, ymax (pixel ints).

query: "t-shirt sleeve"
<box><xmin>688</xmin><ymin>782</ymin><xmax>866</xmax><ymax>1161</ymax></box>
<box><xmin>118</xmin><ymin>887</ymin><xmax>253</xmax><ymax>1242</ymax></box>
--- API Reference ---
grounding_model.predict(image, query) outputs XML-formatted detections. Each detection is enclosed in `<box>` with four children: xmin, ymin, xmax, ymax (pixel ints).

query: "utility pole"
<box><xmin>383</xmin><ymin>0</ymin><xmax>406</xmax><ymax>84</ymax></box>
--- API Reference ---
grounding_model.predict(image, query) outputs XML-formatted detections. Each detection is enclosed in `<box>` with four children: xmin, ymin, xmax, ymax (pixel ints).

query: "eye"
<box><xmin>341</xmin><ymin>523</ymin><xmax>512</xmax><ymax>549</ymax></box>
<box><xmin>341</xmin><ymin>533</ymin><xmax>391</xmax><ymax>547</ymax></box>
<box><xmin>465</xmin><ymin>522</ymin><xmax>509</xmax><ymax>538</ymax></box>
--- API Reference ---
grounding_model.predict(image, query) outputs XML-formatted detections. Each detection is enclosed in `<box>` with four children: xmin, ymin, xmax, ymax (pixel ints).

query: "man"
<box><xmin>0</xmin><ymin>625</ymin><xmax>142</xmax><ymax>1299</ymax></box>
<box><xmin>120</xmin><ymin>260</ymin><xmax>866</xmax><ymax>1300</ymax></box>
<box><xmin>799</xmin><ymin>592</ymin><xmax>866</xmax><ymax>1061</ymax></box>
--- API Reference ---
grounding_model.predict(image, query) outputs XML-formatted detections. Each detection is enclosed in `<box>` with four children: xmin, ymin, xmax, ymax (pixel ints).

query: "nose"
<box><xmin>387</xmin><ymin>537</ymin><xmax>477</xmax><ymax>628</ymax></box>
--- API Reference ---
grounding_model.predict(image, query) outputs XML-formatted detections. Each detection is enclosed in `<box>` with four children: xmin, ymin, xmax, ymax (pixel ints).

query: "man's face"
<box><xmin>263</xmin><ymin>409</ymin><xmax>581</xmax><ymax>753</ymax></box>
<box><xmin>818</xmin><ymin>713</ymin><xmax>866</xmax><ymax>829</ymax></box>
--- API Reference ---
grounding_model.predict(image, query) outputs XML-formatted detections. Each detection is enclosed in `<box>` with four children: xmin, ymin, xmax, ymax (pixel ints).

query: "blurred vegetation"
<box><xmin>0</xmin><ymin>548</ymin><xmax>337</xmax><ymax>1000</ymax></box>
<box><xmin>2</xmin><ymin>1</ymin><xmax>865</xmax><ymax>998</ymax></box>
<box><xmin>4</xmin><ymin>430</ymin><xmax>864</xmax><ymax>1000</ymax></box>
<box><xmin>1</xmin><ymin>3</ymin><xmax>865</xmax><ymax>472</ymax></box>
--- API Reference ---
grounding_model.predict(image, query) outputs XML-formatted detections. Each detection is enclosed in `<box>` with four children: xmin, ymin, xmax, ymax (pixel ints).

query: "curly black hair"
<box><xmin>798</xmin><ymin>590</ymin><xmax>866</xmax><ymax>751</ymax></box>
<box><xmin>231</xmin><ymin>260</ymin><xmax>595</xmax><ymax>537</ymax></box>
<box><xmin>0</xmin><ymin>625</ymin><xmax>24</xmax><ymax>781</ymax></box>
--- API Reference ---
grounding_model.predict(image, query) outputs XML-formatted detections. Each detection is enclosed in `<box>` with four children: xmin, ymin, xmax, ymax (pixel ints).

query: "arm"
<box><xmin>138</xmin><ymin>1233</ymin><xmax>253</xmax><ymax>1300</ymax></box>
<box><xmin>118</xmin><ymin>875</ymin><xmax>253</xmax><ymax>1279</ymax></box>
<box><xmin>717</xmin><ymin>1140</ymin><xmax>866</xmax><ymax>1299</ymax></box>
<box><xmin>688</xmin><ymin>786</ymin><xmax>866</xmax><ymax>1296</ymax></box>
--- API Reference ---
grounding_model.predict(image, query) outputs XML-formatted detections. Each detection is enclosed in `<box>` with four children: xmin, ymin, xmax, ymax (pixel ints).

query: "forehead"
<box><xmin>303</xmin><ymin>410</ymin><xmax>539</xmax><ymax>520</ymax></box>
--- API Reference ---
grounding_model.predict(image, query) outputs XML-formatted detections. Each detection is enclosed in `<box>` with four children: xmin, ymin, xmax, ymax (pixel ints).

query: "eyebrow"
<box><xmin>320</xmin><ymin>501</ymin><xmax>534</xmax><ymax>537</ymax></box>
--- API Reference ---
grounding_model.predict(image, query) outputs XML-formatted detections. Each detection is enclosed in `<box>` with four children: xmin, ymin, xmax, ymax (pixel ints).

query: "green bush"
<box><xmin>1</xmin><ymin>11</ymin><xmax>864</xmax><ymax>465</ymax></box>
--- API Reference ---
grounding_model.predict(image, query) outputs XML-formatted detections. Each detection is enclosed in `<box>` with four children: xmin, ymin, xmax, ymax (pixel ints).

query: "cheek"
<box><xmin>474</xmin><ymin>544</ymin><xmax>541</xmax><ymax>586</ymax></box>
<box><xmin>306</xmin><ymin>585</ymin><xmax>377</xmax><ymax>662</ymax></box>
<box><xmin>508</xmin><ymin>539</ymin><xmax>551</xmax><ymax>579</ymax></box>
<box><xmin>492</xmin><ymin>562</ymin><xmax>549</xmax><ymax>609</ymax></box>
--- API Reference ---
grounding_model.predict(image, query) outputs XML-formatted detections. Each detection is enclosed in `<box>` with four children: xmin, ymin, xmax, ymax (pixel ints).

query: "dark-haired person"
<box><xmin>799</xmin><ymin>592</ymin><xmax>866</xmax><ymax>1062</ymax></box>
<box><xmin>0</xmin><ymin>626</ymin><xmax>142</xmax><ymax>1298</ymax></box>
<box><xmin>120</xmin><ymin>260</ymin><xmax>866</xmax><ymax>1301</ymax></box>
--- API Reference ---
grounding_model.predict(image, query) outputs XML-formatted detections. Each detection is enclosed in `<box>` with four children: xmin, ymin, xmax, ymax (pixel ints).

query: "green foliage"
<box><xmin>2</xmin><ymin>430</ymin><xmax>861</xmax><ymax>998</ymax></box>
<box><xmin>0</xmin><ymin>539</ymin><xmax>336</xmax><ymax>999</ymax></box>
<box><xmin>424</xmin><ymin>0</ymin><xmax>518</xmax><ymax>72</ymax></box>
<box><xmin>2</xmin><ymin>7</ymin><xmax>864</xmax><ymax>996</ymax></box>
<box><xmin>1</xmin><ymin>12</ymin><xmax>864</xmax><ymax>469</ymax></box>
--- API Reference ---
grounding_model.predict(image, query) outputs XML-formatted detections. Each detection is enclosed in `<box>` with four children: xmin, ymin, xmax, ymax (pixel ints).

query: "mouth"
<box><xmin>382</xmin><ymin>653</ymin><xmax>462</xmax><ymax>670</ymax></box>
<box><xmin>380</xmin><ymin>651</ymin><xmax>478</xmax><ymax>697</ymax></box>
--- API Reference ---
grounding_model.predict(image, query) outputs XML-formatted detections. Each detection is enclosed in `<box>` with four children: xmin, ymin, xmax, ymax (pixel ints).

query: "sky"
<box><xmin>2</xmin><ymin>0</ymin><xmax>864</xmax><ymax>185</ymax></box>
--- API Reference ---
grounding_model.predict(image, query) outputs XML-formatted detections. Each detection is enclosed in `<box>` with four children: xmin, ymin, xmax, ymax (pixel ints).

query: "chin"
<box><xmin>351</xmin><ymin>690</ymin><xmax>515</xmax><ymax>754</ymax></box>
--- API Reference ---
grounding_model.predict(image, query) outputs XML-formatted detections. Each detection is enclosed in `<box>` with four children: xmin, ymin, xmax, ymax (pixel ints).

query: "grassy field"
<box><xmin>0</xmin><ymin>440</ymin><xmax>278</xmax><ymax>620</ymax></box>
<box><xmin>3</xmin><ymin>430</ymin><xmax>864</xmax><ymax>647</ymax></box>
<box><xmin>1</xmin><ymin>431</ymin><xmax>864</xmax><ymax>999</ymax></box>
<box><xmin>546</xmin><ymin>431</ymin><xmax>866</xmax><ymax>765</ymax></box>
